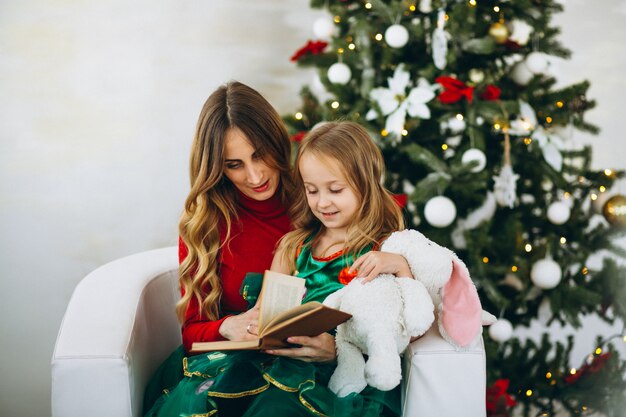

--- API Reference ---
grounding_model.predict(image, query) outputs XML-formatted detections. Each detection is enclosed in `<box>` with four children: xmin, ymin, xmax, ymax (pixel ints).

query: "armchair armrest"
<box><xmin>51</xmin><ymin>247</ymin><xmax>181</xmax><ymax>417</ymax></box>
<box><xmin>401</xmin><ymin>325</ymin><xmax>486</xmax><ymax>417</ymax></box>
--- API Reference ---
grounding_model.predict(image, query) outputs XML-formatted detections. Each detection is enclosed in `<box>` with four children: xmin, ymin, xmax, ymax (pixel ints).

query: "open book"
<box><xmin>190</xmin><ymin>270</ymin><xmax>352</xmax><ymax>352</ymax></box>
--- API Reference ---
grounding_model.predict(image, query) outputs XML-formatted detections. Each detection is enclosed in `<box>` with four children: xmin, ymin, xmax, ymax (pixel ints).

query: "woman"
<box><xmin>145</xmin><ymin>82</ymin><xmax>411</xmax><ymax>416</ymax></box>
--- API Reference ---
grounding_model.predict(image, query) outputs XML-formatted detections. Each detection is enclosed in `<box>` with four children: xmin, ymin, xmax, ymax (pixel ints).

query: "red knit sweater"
<box><xmin>179</xmin><ymin>190</ymin><xmax>290</xmax><ymax>352</ymax></box>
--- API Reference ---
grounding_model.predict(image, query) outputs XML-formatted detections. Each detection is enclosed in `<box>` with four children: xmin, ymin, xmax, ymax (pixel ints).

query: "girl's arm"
<box><xmin>349</xmin><ymin>251</ymin><xmax>414</xmax><ymax>283</ymax></box>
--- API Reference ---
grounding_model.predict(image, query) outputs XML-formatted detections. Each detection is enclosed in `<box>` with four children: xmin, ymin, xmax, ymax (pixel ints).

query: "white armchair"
<box><xmin>51</xmin><ymin>247</ymin><xmax>487</xmax><ymax>417</ymax></box>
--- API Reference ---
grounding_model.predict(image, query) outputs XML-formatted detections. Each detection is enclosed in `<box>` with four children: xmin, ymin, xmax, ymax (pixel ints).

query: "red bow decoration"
<box><xmin>480</xmin><ymin>84</ymin><xmax>501</xmax><ymax>101</ymax></box>
<box><xmin>290</xmin><ymin>131</ymin><xmax>307</xmax><ymax>143</ymax></box>
<box><xmin>436</xmin><ymin>76</ymin><xmax>475</xmax><ymax>103</ymax></box>
<box><xmin>486</xmin><ymin>379</ymin><xmax>516</xmax><ymax>415</ymax></box>
<box><xmin>392</xmin><ymin>193</ymin><xmax>408</xmax><ymax>209</ymax></box>
<box><xmin>564</xmin><ymin>352</ymin><xmax>613</xmax><ymax>384</ymax></box>
<box><xmin>290</xmin><ymin>40</ymin><xmax>328</xmax><ymax>62</ymax></box>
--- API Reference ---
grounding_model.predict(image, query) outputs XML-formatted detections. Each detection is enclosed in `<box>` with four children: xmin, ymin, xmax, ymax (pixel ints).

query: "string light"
<box><xmin>564</xmin><ymin>192</ymin><xmax>571</xmax><ymax>199</ymax></box>
<box><xmin>381</xmin><ymin>129</ymin><xmax>389</xmax><ymax>137</ymax></box>
<box><xmin>604</xmin><ymin>168</ymin><xmax>614</xmax><ymax>176</ymax></box>
<box><xmin>560</xmin><ymin>237</ymin><xmax>567</xmax><ymax>244</ymax></box>
<box><xmin>525</xmin><ymin>389</ymin><xmax>533</xmax><ymax>397</ymax></box>
<box><xmin>469</xmin><ymin>0</ymin><xmax>477</xmax><ymax>6</ymax></box>
<box><xmin>365</xmin><ymin>2</ymin><xmax>372</xmax><ymax>9</ymax></box>
<box><xmin>337</xmin><ymin>47</ymin><xmax>345</xmax><ymax>54</ymax></box>
<box><xmin>595</xmin><ymin>347</ymin><xmax>602</xmax><ymax>355</ymax></box>
<box><xmin>331</xmin><ymin>101</ymin><xmax>340</xmax><ymax>109</ymax></box>
<box><xmin>590</xmin><ymin>193</ymin><xmax>598</xmax><ymax>201</ymax></box>
<box><xmin>546</xmin><ymin>116</ymin><xmax>553</xmax><ymax>124</ymax></box>
<box><xmin>483</xmin><ymin>257</ymin><xmax>489</xmax><ymax>263</ymax></box>
<box><xmin>401</xmin><ymin>129</ymin><xmax>408</xmax><ymax>136</ymax></box>
<box><xmin>525</xmin><ymin>243</ymin><xmax>533</xmax><ymax>252</ymax></box>
<box><xmin>556</xmin><ymin>101</ymin><xmax>564</xmax><ymax>108</ymax></box>
<box><xmin>348</xmin><ymin>43</ymin><xmax>356</xmax><ymax>50</ymax></box>
<box><xmin>494</xmin><ymin>123</ymin><xmax>502</xmax><ymax>130</ymax></box>
<box><xmin>493</xmin><ymin>6</ymin><xmax>500</xmax><ymax>12</ymax></box>
<box><xmin>409</xmin><ymin>4</ymin><xmax>416</xmax><ymax>11</ymax></box>
<box><xmin>524</xmin><ymin>137</ymin><xmax>532</xmax><ymax>145</ymax></box>
<box><xmin>582</xmin><ymin>267</ymin><xmax>588</xmax><ymax>275</ymax></box>
<box><xmin>295</xmin><ymin>112</ymin><xmax>303</xmax><ymax>120</ymax></box>
<box><xmin>511</xmin><ymin>265</ymin><xmax>518</xmax><ymax>272</ymax></box>
<box><xmin>569</xmin><ymin>368</ymin><xmax>577</xmax><ymax>375</ymax></box>
<box><xmin>546</xmin><ymin>372</ymin><xmax>552</xmax><ymax>379</ymax></box>
<box><xmin>333</xmin><ymin>15</ymin><xmax>341</xmax><ymax>23</ymax></box>
<box><xmin>441</xmin><ymin>144</ymin><xmax>448</xmax><ymax>150</ymax></box>
<box><xmin>599</xmin><ymin>185</ymin><xmax>606</xmax><ymax>192</ymax></box>
<box><xmin>456</xmin><ymin>113</ymin><xmax>464</xmax><ymax>120</ymax></box>
<box><xmin>375</xmin><ymin>33</ymin><xmax>383</xmax><ymax>41</ymax></box>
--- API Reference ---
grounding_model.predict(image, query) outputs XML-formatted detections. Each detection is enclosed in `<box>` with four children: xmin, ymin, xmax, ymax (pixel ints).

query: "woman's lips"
<box><xmin>252</xmin><ymin>180</ymin><xmax>270</xmax><ymax>193</ymax></box>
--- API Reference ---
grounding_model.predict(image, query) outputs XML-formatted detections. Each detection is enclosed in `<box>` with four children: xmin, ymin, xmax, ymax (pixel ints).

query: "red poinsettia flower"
<box><xmin>486</xmin><ymin>379</ymin><xmax>517</xmax><ymax>414</ymax></box>
<box><xmin>290</xmin><ymin>131</ymin><xmax>307</xmax><ymax>143</ymax></box>
<box><xmin>435</xmin><ymin>76</ymin><xmax>475</xmax><ymax>104</ymax></box>
<box><xmin>290</xmin><ymin>40</ymin><xmax>328</xmax><ymax>62</ymax></box>
<box><xmin>480</xmin><ymin>84</ymin><xmax>501</xmax><ymax>101</ymax></box>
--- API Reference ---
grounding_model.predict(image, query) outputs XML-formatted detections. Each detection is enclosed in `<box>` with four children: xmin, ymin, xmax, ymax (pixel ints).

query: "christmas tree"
<box><xmin>285</xmin><ymin>1</ymin><xmax>626</xmax><ymax>416</ymax></box>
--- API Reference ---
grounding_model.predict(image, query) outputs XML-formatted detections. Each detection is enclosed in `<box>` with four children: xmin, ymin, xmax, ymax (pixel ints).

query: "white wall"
<box><xmin>0</xmin><ymin>1</ymin><xmax>624</xmax><ymax>416</ymax></box>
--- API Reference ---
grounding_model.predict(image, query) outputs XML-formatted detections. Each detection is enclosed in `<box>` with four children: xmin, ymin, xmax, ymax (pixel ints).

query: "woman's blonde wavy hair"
<box><xmin>177</xmin><ymin>81</ymin><xmax>294</xmax><ymax>323</ymax></box>
<box><xmin>276</xmin><ymin>121</ymin><xmax>404</xmax><ymax>272</ymax></box>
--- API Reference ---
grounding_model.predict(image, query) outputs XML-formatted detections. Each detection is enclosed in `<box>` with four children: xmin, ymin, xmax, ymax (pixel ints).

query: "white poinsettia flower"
<box><xmin>508</xmin><ymin>101</ymin><xmax>538</xmax><ymax>136</ymax></box>
<box><xmin>532</xmin><ymin>126</ymin><xmax>565</xmax><ymax>172</ymax></box>
<box><xmin>366</xmin><ymin>64</ymin><xmax>436</xmax><ymax>136</ymax></box>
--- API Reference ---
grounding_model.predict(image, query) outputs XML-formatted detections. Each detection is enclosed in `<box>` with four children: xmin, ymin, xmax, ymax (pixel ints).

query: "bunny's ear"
<box><xmin>438</xmin><ymin>257</ymin><xmax>482</xmax><ymax>348</ymax></box>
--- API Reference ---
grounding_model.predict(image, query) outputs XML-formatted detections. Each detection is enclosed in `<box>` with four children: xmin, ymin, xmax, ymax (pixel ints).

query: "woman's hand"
<box><xmin>218</xmin><ymin>304</ymin><xmax>260</xmax><ymax>341</ymax></box>
<box><xmin>349</xmin><ymin>251</ymin><xmax>413</xmax><ymax>283</ymax></box>
<box><xmin>264</xmin><ymin>333</ymin><xmax>336</xmax><ymax>363</ymax></box>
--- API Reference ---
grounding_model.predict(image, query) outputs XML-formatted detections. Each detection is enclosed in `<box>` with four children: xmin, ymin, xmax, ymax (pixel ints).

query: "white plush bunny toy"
<box><xmin>323</xmin><ymin>229</ymin><xmax>490</xmax><ymax>397</ymax></box>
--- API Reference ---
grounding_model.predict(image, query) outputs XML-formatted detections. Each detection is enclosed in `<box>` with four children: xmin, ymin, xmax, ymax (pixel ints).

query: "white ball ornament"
<box><xmin>488</xmin><ymin>318</ymin><xmax>513</xmax><ymax>342</ymax></box>
<box><xmin>510</xmin><ymin>62</ymin><xmax>534</xmax><ymax>85</ymax></box>
<box><xmin>313</xmin><ymin>16</ymin><xmax>336</xmax><ymax>40</ymax></box>
<box><xmin>530</xmin><ymin>257</ymin><xmax>562</xmax><ymax>289</ymax></box>
<box><xmin>547</xmin><ymin>201</ymin><xmax>571</xmax><ymax>225</ymax></box>
<box><xmin>525</xmin><ymin>52</ymin><xmax>550</xmax><ymax>74</ymax></box>
<box><xmin>327</xmin><ymin>62</ymin><xmax>352</xmax><ymax>85</ymax></box>
<box><xmin>424</xmin><ymin>196</ymin><xmax>457</xmax><ymax>228</ymax></box>
<box><xmin>462</xmin><ymin>148</ymin><xmax>487</xmax><ymax>173</ymax></box>
<box><xmin>384</xmin><ymin>24</ymin><xmax>409</xmax><ymax>48</ymax></box>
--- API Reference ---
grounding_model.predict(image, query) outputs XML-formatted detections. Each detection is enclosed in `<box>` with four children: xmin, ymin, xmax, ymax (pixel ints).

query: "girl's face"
<box><xmin>223</xmin><ymin>128</ymin><xmax>280</xmax><ymax>201</ymax></box>
<box><xmin>299</xmin><ymin>152</ymin><xmax>359</xmax><ymax>236</ymax></box>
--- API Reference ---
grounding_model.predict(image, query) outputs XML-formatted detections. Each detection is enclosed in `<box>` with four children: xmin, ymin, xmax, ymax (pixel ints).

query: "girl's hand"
<box><xmin>350</xmin><ymin>251</ymin><xmax>413</xmax><ymax>283</ymax></box>
<box><xmin>264</xmin><ymin>333</ymin><xmax>336</xmax><ymax>363</ymax></box>
<box><xmin>218</xmin><ymin>304</ymin><xmax>260</xmax><ymax>341</ymax></box>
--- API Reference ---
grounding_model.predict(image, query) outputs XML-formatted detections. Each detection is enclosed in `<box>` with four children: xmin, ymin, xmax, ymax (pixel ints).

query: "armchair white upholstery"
<box><xmin>51</xmin><ymin>247</ymin><xmax>486</xmax><ymax>417</ymax></box>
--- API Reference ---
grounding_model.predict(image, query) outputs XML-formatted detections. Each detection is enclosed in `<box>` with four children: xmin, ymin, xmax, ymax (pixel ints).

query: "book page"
<box><xmin>258</xmin><ymin>270</ymin><xmax>306</xmax><ymax>331</ymax></box>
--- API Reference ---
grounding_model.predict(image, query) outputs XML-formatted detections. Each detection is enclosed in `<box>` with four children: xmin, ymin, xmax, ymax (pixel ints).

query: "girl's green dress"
<box><xmin>144</xmin><ymin>241</ymin><xmax>400</xmax><ymax>417</ymax></box>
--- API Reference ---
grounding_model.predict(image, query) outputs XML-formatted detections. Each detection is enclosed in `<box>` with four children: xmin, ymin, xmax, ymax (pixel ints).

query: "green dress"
<box><xmin>144</xmin><ymin>241</ymin><xmax>400</xmax><ymax>417</ymax></box>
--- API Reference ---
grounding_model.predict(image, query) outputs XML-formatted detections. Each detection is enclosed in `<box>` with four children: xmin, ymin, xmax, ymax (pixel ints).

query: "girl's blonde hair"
<box><xmin>178</xmin><ymin>81</ymin><xmax>294</xmax><ymax>322</ymax></box>
<box><xmin>277</xmin><ymin>121</ymin><xmax>404</xmax><ymax>271</ymax></box>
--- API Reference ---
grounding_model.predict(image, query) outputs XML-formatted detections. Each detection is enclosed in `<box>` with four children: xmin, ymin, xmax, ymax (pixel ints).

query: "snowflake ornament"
<box><xmin>493</xmin><ymin>164</ymin><xmax>519</xmax><ymax>208</ymax></box>
<box><xmin>366</xmin><ymin>64</ymin><xmax>436</xmax><ymax>137</ymax></box>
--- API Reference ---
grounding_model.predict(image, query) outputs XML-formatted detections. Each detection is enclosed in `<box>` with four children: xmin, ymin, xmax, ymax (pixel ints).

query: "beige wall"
<box><xmin>0</xmin><ymin>1</ymin><xmax>624</xmax><ymax>415</ymax></box>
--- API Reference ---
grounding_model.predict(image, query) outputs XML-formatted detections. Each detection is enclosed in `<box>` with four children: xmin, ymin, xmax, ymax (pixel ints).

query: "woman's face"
<box><xmin>222</xmin><ymin>128</ymin><xmax>280</xmax><ymax>201</ymax></box>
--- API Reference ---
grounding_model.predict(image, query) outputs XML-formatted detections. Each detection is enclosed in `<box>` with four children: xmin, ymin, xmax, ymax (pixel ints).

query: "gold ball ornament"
<box><xmin>489</xmin><ymin>22</ymin><xmax>510</xmax><ymax>44</ymax></box>
<box><xmin>602</xmin><ymin>194</ymin><xmax>626</xmax><ymax>226</ymax></box>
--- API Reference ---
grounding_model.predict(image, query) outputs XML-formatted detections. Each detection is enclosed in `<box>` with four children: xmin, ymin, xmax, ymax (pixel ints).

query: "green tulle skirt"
<box><xmin>144</xmin><ymin>345</ymin><xmax>400</xmax><ymax>417</ymax></box>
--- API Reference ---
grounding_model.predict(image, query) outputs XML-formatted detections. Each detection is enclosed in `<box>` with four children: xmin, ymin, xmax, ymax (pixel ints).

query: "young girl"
<box><xmin>147</xmin><ymin>121</ymin><xmax>409</xmax><ymax>417</ymax></box>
